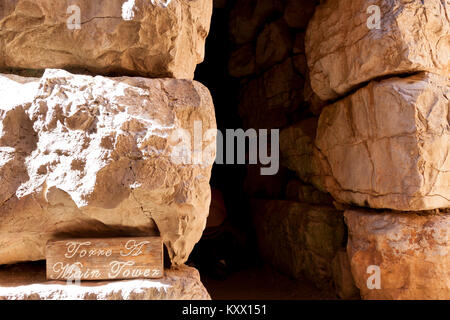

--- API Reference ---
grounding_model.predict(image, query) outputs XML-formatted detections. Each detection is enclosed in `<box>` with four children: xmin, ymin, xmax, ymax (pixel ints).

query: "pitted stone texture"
<box><xmin>306</xmin><ymin>0</ymin><xmax>450</xmax><ymax>100</ymax></box>
<box><xmin>0</xmin><ymin>264</ymin><xmax>211</xmax><ymax>300</ymax></box>
<box><xmin>0</xmin><ymin>69</ymin><xmax>216</xmax><ymax>266</ymax></box>
<box><xmin>0</xmin><ymin>0</ymin><xmax>212</xmax><ymax>79</ymax></box>
<box><xmin>345</xmin><ymin>209</ymin><xmax>450</xmax><ymax>300</ymax></box>
<box><xmin>315</xmin><ymin>73</ymin><xmax>450</xmax><ymax>211</ymax></box>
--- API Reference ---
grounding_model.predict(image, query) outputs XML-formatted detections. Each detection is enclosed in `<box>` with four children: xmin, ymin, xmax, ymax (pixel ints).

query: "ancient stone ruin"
<box><xmin>0</xmin><ymin>0</ymin><xmax>449</xmax><ymax>301</ymax></box>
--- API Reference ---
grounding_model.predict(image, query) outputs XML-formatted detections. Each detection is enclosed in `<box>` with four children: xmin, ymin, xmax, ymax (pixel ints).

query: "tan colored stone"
<box><xmin>283</xmin><ymin>0</ymin><xmax>317</xmax><ymax>29</ymax></box>
<box><xmin>331</xmin><ymin>249</ymin><xmax>360</xmax><ymax>300</ymax></box>
<box><xmin>303</xmin><ymin>72</ymin><xmax>326</xmax><ymax>115</ymax></box>
<box><xmin>228</xmin><ymin>44</ymin><xmax>256</xmax><ymax>78</ymax></box>
<box><xmin>0</xmin><ymin>0</ymin><xmax>213</xmax><ymax>79</ymax></box>
<box><xmin>229</xmin><ymin>0</ymin><xmax>283</xmax><ymax>45</ymax></box>
<box><xmin>239</xmin><ymin>58</ymin><xmax>304</xmax><ymax>129</ymax></box>
<box><xmin>0</xmin><ymin>69</ymin><xmax>216</xmax><ymax>266</ymax></box>
<box><xmin>0</xmin><ymin>264</ymin><xmax>210</xmax><ymax>300</ymax></box>
<box><xmin>306</xmin><ymin>0</ymin><xmax>450</xmax><ymax>100</ymax></box>
<box><xmin>345</xmin><ymin>208</ymin><xmax>450</xmax><ymax>300</ymax></box>
<box><xmin>255</xmin><ymin>19</ymin><xmax>292</xmax><ymax>70</ymax></box>
<box><xmin>251</xmin><ymin>200</ymin><xmax>345</xmax><ymax>288</ymax></box>
<box><xmin>315</xmin><ymin>73</ymin><xmax>450</xmax><ymax>211</ymax></box>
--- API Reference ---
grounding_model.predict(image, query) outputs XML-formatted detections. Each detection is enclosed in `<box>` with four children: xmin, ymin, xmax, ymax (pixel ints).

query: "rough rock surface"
<box><xmin>306</xmin><ymin>0</ymin><xmax>450</xmax><ymax>100</ymax></box>
<box><xmin>345</xmin><ymin>209</ymin><xmax>450</xmax><ymax>300</ymax></box>
<box><xmin>303</xmin><ymin>72</ymin><xmax>327</xmax><ymax>116</ymax></box>
<box><xmin>0</xmin><ymin>0</ymin><xmax>212</xmax><ymax>79</ymax></box>
<box><xmin>280</xmin><ymin>118</ymin><xmax>321</xmax><ymax>186</ymax></box>
<box><xmin>251</xmin><ymin>200</ymin><xmax>345</xmax><ymax>288</ymax></box>
<box><xmin>315</xmin><ymin>73</ymin><xmax>450</xmax><ymax>211</ymax></box>
<box><xmin>239</xmin><ymin>58</ymin><xmax>304</xmax><ymax>129</ymax></box>
<box><xmin>0</xmin><ymin>69</ymin><xmax>216</xmax><ymax>266</ymax></box>
<box><xmin>0</xmin><ymin>264</ymin><xmax>211</xmax><ymax>300</ymax></box>
<box><xmin>228</xmin><ymin>44</ymin><xmax>256</xmax><ymax>78</ymax></box>
<box><xmin>255</xmin><ymin>19</ymin><xmax>292</xmax><ymax>71</ymax></box>
<box><xmin>331</xmin><ymin>249</ymin><xmax>360</xmax><ymax>300</ymax></box>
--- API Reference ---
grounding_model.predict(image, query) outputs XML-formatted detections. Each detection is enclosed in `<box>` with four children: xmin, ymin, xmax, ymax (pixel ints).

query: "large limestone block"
<box><xmin>345</xmin><ymin>209</ymin><xmax>450</xmax><ymax>300</ymax></box>
<box><xmin>0</xmin><ymin>69</ymin><xmax>216</xmax><ymax>266</ymax></box>
<box><xmin>251</xmin><ymin>200</ymin><xmax>345</xmax><ymax>288</ymax></box>
<box><xmin>315</xmin><ymin>73</ymin><xmax>450</xmax><ymax>211</ymax></box>
<box><xmin>0</xmin><ymin>264</ymin><xmax>211</xmax><ymax>300</ymax></box>
<box><xmin>0</xmin><ymin>0</ymin><xmax>212</xmax><ymax>78</ymax></box>
<box><xmin>306</xmin><ymin>0</ymin><xmax>450</xmax><ymax>100</ymax></box>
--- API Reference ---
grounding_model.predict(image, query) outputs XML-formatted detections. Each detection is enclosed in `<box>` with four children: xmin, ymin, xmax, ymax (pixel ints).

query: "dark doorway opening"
<box><xmin>189</xmin><ymin>2</ymin><xmax>336</xmax><ymax>300</ymax></box>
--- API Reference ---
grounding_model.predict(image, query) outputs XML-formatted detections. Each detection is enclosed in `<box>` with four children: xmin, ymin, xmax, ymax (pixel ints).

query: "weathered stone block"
<box><xmin>345</xmin><ymin>208</ymin><xmax>450</xmax><ymax>300</ymax></box>
<box><xmin>306</xmin><ymin>0</ymin><xmax>450</xmax><ymax>100</ymax></box>
<box><xmin>315</xmin><ymin>73</ymin><xmax>450</xmax><ymax>211</ymax></box>
<box><xmin>0</xmin><ymin>0</ymin><xmax>213</xmax><ymax>78</ymax></box>
<box><xmin>0</xmin><ymin>69</ymin><xmax>216</xmax><ymax>266</ymax></box>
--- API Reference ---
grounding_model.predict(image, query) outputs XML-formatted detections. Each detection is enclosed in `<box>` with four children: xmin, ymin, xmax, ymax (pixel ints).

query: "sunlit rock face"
<box><xmin>303</xmin><ymin>0</ymin><xmax>450</xmax><ymax>300</ymax></box>
<box><xmin>314</xmin><ymin>73</ymin><xmax>450</xmax><ymax>211</ymax></box>
<box><xmin>0</xmin><ymin>69</ymin><xmax>216</xmax><ymax>266</ymax></box>
<box><xmin>0</xmin><ymin>0</ymin><xmax>212</xmax><ymax>78</ymax></box>
<box><xmin>306</xmin><ymin>0</ymin><xmax>450</xmax><ymax>100</ymax></box>
<box><xmin>345</xmin><ymin>209</ymin><xmax>450</xmax><ymax>300</ymax></box>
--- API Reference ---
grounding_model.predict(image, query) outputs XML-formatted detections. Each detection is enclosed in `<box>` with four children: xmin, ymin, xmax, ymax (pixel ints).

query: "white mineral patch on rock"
<box><xmin>122</xmin><ymin>0</ymin><xmax>136</xmax><ymax>20</ymax></box>
<box><xmin>0</xmin><ymin>69</ymin><xmax>216</xmax><ymax>266</ymax></box>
